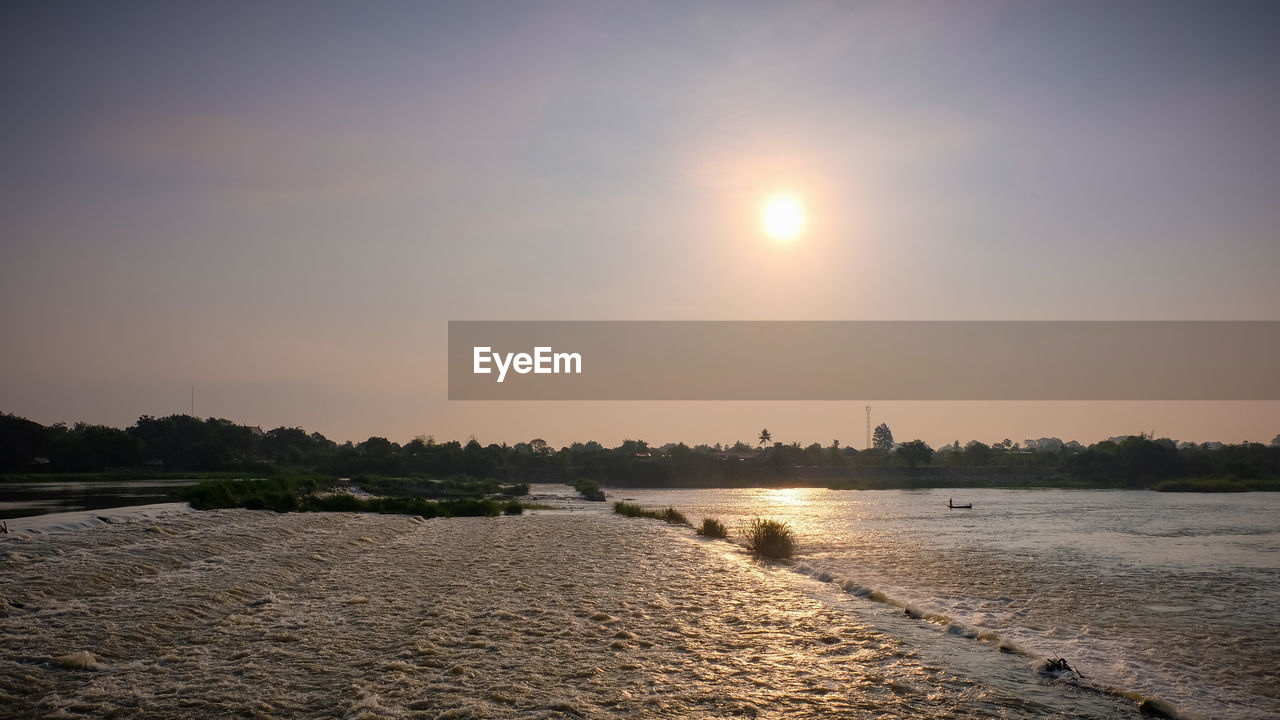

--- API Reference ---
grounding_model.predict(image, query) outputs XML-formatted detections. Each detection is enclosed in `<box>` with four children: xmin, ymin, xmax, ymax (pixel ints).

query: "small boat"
<box><xmin>948</xmin><ymin>498</ymin><xmax>973</xmax><ymax>509</ymax></box>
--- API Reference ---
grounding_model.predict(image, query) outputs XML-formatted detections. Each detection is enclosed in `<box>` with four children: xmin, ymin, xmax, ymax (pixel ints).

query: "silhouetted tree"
<box><xmin>963</xmin><ymin>441</ymin><xmax>993</xmax><ymax>466</ymax></box>
<box><xmin>872</xmin><ymin>423</ymin><xmax>894</xmax><ymax>451</ymax></box>
<box><xmin>896</xmin><ymin>440</ymin><xmax>933</xmax><ymax>468</ymax></box>
<box><xmin>0</xmin><ymin>413</ymin><xmax>49</xmax><ymax>470</ymax></box>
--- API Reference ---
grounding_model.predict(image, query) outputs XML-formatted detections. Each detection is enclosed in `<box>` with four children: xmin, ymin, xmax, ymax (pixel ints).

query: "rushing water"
<box><xmin>0</xmin><ymin>487</ymin><xmax>1274</xmax><ymax>719</ymax></box>
<box><xmin>614</xmin><ymin>487</ymin><xmax>1280</xmax><ymax>720</ymax></box>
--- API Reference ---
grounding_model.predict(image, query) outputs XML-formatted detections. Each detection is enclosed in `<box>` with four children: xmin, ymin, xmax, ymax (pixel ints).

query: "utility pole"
<box><xmin>865</xmin><ymin>405</ymin><xmax>872</xmax><ymax>450</ymax></box>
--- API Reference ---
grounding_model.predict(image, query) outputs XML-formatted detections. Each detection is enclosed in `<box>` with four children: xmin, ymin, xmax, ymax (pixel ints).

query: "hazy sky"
<box><xmin>3</xmin><ymin>1</ymin><xmax>1278</xmax><ymax>448</ymax></box>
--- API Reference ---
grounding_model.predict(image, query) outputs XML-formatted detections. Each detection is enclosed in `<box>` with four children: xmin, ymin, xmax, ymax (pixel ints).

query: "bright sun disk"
<box><xmin>762</xmin><ymin>195</ymin><xmax>806</xmax><ymax>240</ymax></box>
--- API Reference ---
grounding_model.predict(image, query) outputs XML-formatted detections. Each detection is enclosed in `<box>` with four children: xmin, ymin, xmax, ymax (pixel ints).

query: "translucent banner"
<box><xmin>448</xmin><ymin>321</ymin><xmax>1280</xmax><ymax>400</ymax></box>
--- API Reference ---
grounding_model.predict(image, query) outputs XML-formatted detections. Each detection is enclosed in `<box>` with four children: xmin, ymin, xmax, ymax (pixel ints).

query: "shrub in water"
<box><xmin>658</xmin><ymin>507</ymin><xmax>688</xmax><ymax>525</ymax></box>
<box><xmin>613</xmin><ymin>502</ymin><xmax>688</xmax><ymax>525</ymax></box>
<box><xmin>697</xmin><ymin>517</ymin><xmax>728</xmax><ymax>538</ymax></box>
<box><xmin>180</xmin><ymin>476</ymin><xmax>312</xmax><ymax>513</ymax></box>
<box><xmin>743</xmin><ymin>517</ymin><xmax>796</xmax><ymax>560</ymax></box>
<box><xmin>613</xmin><ymin>501</ymin><xmax>646</xmax><ymax>518</ymax></box>
<box><xmin>573</xmin><ymin>478</ymin><xmax>606</xmax><ymax>501</ymax></box>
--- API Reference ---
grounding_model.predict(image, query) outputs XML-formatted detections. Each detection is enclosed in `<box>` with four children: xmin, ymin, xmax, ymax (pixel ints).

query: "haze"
<box><xmin>2</xmin><ymin>1</ymin><xmax>1278</xmax><ymax>448</ymax></box>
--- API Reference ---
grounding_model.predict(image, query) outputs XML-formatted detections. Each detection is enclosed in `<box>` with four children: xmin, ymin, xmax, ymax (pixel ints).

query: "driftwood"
<box><xmin>1043</xmin><ymin>657</ymin><xmax>1084</xmax><ymax>678</ymax></box>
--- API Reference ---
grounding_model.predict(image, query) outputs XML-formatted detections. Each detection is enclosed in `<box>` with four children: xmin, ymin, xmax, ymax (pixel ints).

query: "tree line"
<box><xmin>1</xmin><ymin>412</ymin><xmax>1277</xmax><ymax>489</ymax></box>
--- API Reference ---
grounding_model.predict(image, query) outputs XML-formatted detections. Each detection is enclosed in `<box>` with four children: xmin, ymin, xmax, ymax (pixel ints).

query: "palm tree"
<box><xmin>758</xmin><ymin>428</ymin><xmax>772</xmax><ymax>448</ymax></box>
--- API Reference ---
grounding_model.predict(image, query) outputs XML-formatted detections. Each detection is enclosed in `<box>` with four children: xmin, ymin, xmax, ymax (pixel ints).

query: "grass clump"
<box><xmin>697</xmin><ymin>517</ymin><xmax>729</xmax><ymax>538</ymax></box>
<box><xmin>743</xmin><ymin>517</ymin><xmax>796</xmax><ymax>560</ymax></box>
<box><xmin>613</xmin><ymin>501</ymin><xmax>647</xmax><ymax>517</ymax></box>
<box><xmin>657</xmin><ymin>507</ymin><xmax>688</xmax><ymax>524</ymax></box>
<box><xmin>613</xmin><ymin>501</ymin><xmax>689</xmax><ymax>525</ymax></box>
<box><xmin>502</xmin><ymin>499</ymin><xmax>524</xmax><ymax>515</ymax></box>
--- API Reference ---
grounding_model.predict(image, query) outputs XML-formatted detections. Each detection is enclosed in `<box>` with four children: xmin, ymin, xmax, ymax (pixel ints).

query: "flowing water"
<box><xmin>615</xmin><ymin>487</ymin><xmax>1280</xmax><ymax>719</ymax></box>
<box><xmin>0</xmin><ymin>487</ymin><xmax>1274</xmax><ymax>719</ymax></box>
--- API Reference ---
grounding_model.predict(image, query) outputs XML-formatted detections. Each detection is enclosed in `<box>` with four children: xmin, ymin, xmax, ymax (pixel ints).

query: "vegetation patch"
<box><xmin>612</xmin><ymin>501</ymin><xmax>689</xmax><ymax>525</ymax></box>
<box><xmin>179</xmin><ymin>475</ymin><xmax>320</xmax><ymax>512</ymax></box>
<box><xmin>612</xmin><ymin>501</ymin><xmax>648</xmax><ymax>518</ymax></box>
<box><xmin>657</xmin><ymin>507</ymin><xmax>688</xmax><ymax>524</ymax></box>
<box><xmin>1149</xmin><ymin>477</ymin><xmax>1280</xmax><ymax>492</ymax></box>
<box><xmin>310</xmin><ymin>494</ymin><xmax>501</xmax><ymax>517</ymax></box>
<box><xmin>697</xmin><ymin>517</ymin><xmax>729</xmax><ymax>538</ymax></box>
<box><xmin>742</xmin><ymin>517</ymin><xmax>796</xmax><ymax>560</ymax></box>
<box><xmin>572</xmin><ymin>478</ymin><xmax>606</xmax><ymax>501</ymax></box>
<box><xmin>353</xmin><ymin>474</ymin><xmax>526</xmax><ymax>499</ymax></box>
<box><xmin>179</xmin><ymin>477</ymin><xmax>504</xmax><ymax>517</ymax></box>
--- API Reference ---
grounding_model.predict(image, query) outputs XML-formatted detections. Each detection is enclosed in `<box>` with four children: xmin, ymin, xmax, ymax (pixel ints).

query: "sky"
<box><xmin>2</xmin><ymin>1</ymin><xmax>1278</xmax><ymax>449</ymax></box>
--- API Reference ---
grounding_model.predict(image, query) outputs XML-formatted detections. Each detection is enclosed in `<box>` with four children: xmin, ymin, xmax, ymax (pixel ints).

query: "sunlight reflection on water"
<box><xmin>618</xmin><ymin>486</ymin><xmax>1280</xmax><ymax>720</ymax></box>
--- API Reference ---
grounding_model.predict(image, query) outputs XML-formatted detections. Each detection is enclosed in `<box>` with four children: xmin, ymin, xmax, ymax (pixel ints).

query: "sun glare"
<box><xmin>762</xmin><ymin>195</ymin><xmax>806</xmax><ymax>241</ymax></box>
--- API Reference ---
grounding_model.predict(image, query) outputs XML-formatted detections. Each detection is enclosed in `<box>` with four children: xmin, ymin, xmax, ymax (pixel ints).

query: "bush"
<box><xmin>697</xmin><ymin>517</ymin><xmax>728</xmax><ymax>538</ymax></box>
<box><xmin>743</xmin><ymin>518</ymin><xmax>796</xmax><ymax>560</ymax></box>
<box><xmin>502</xmin><ymin>499</ymin><xmax>524</xmax><ymax>515</ymax></box>
<box><xmin>573</xmin><ymin>478</ymin><xmax>606</xmax><ymax>501</ymax></box>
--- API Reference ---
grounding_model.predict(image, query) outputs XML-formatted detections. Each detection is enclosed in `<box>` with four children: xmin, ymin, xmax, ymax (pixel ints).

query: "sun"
<box><xmin>761</xmin><ymin>195</ymin><xmax>806</xmax><ymax>241</ymax></box>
